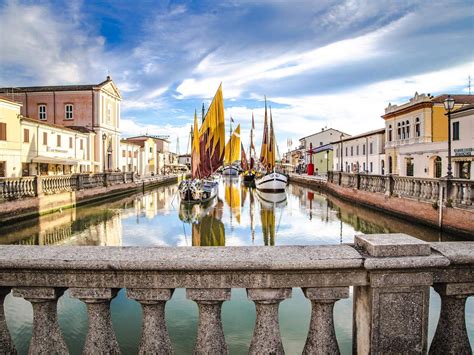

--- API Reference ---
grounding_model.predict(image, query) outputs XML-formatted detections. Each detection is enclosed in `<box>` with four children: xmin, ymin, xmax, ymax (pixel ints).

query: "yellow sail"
<box><xmin>260</xmin><ymin>98</ymin><xmax>268</xmax><ymax>167</ymax></box>
<box><xmin>268</xmin><ymin>108</ymin><xmax>276</xmax><ymax>171</ymax></box>
<box><xmin>199</xmin><ymin>83</ymin><xmax>225</xmax><ymax>158</ymax></box>
<box><xmin>224</xmin><ymin>124</ymin><xmax>241</xmax><ymax>165</ymax></box>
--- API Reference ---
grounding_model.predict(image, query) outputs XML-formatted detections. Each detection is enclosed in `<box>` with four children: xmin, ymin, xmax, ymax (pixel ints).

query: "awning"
<box><xmin>31</xmin><ymin>156</ymin><xmax>79</xmax><ymax>165</ymax></box>
<box><xmin>452</xmin><ymin>156</ymin><xmax>474</xmax><ymax>162</ymax></box>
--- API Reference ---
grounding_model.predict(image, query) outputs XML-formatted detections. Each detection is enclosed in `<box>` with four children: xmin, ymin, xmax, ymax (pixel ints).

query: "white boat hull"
<box><xmin>222</xmin><ymin>165</ymin><xmax>240</xmax><ymax>176</ymax></box>
<box><xmin>179</xmin><ymin>179</ymin><xmax>218</xmax><ymax>204</ymax></box>
<box><xmin>255</xmin><ymin>172</ymin><xmax>287</xmax><ymax>192</ymax></box>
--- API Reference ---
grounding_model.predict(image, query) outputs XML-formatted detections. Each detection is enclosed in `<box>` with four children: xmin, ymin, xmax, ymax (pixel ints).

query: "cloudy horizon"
<box><xmin>1</xmin><ymin>0</ymin><xmax>473</xmax><ymax>154</ymax></box>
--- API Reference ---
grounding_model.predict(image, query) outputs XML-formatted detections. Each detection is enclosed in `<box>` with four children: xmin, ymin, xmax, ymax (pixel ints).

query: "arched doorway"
<box><xmin>381</xmin><ymin>159</ymin><xmax>385</xmax><ymax>175</ymax></box>
<box><xmin>433</xmin><ymin>156</ymin><xmax>442</xmax><ymax>178</ymax></box>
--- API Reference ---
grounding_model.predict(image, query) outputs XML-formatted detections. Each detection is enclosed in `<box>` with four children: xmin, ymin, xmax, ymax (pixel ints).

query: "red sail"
<box><xmin>241</xmin><ymin>143</ymin><xmax>248</xmax><ymax>171</ymax></box>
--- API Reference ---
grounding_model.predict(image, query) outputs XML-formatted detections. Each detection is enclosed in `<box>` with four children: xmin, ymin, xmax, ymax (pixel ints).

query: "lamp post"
<box><xmin>102</xmin><ymin>133</ymin><xmax>107</xmax><ymax>173</ymax></box>
<box><xmin>443</xmin><ymin>95</ymin><xmax>455</xmax><ymax>178</ymax></box>
<box><xmin>340</xmin><ymin>134</ymin><xmax>344</xmax><ymax>172</ymax></box>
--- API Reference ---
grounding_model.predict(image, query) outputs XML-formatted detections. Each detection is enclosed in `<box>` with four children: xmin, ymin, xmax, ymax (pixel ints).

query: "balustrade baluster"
<box><xmin>0</xmin><ymin>288</ymin><xmax>15</xmax><ymax>354</ymax></box>
<box><xmin>429</xmin><ymin>283</ymin><xmax>473</xmax><ymax>355</ymax></box>
<box><xmin>247</xmin><ymin>288</ymin><xmax>291</xmax><ymax>355</ymax></box>
<box><xmin>127</xmin><ymin>288</ymin><xmax>174</xmax><ymax>354</ymax></box>
<box><xmin>462</xmin><ymin>183</ymin><xmax>472</xmax><ymax>205</ymax></box>
<box><xmin>12</xmin><ymin>287</ymin><xmax>68</xmax><ymax>354</ymax></box>
<box><xmin>186</xmin><ymin>288</ymin><xmax>230</xmax><ymax>354</ymax></box>
<box><xmin>70</xmin><ymin>288</ymin><xmax>120</xmax><ymax>354</ymax></box>
<box><xmin>303</xmin><ymin>287</ymin><xmax>348</xmax><ymax>355</ymax></box>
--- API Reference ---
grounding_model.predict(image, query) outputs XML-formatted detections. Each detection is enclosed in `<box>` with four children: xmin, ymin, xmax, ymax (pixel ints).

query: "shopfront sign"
<box><xmin>47</xmin><ymin>146</ymin><xmax>68</xmax><ymax>154</ymax></box>
<box><xmin>454</xmin><ymin>148</ymin><xmax>473</xmax><ymax>157</ymax></box>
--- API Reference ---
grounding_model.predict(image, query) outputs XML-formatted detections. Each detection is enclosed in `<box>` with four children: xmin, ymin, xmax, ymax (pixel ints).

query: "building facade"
<box><xmin>333</xmin><ymin>128</ymin><xmax>386</xmax><ymax>174</ymax></box>
<box><xmin>450</xmin><ymin>104</ymin><xmax>474</xmax><ymax>179</ymax></box>
<box><xmin>382</xmin><ymin>93</ymin><xmax>474</xmax><ymax>178</ymax></box>
<box><xmin>0</xmin><ymin>96</ymin><xmax>94</xmax><ymax>177</ymax></box>
<box><xmin>299</xmin><ymin>128</ymin><xmax>350</xmax><ymax>165</ymax></box>
<box><xmin>0</xmin><ymin>76</ymin><xmax>121</xmax><ymax>172</ymax></box>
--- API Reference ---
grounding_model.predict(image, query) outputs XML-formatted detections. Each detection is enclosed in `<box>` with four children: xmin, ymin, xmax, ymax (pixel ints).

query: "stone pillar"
<box><xmin>353</xmin><ymin>234</ymin><xmax>436</xmax><ymax>354</ymax></box>
<box><xmin>186</xmin><ymin>288</ymin><xmax>230</xmax><ymax>355</ymax></box>
<box><xmin>12</xmin><ymin>287</ymin><xmax>68</xmax><ymax>354</ymax></box>
<box><xmin>0</xmin><ymin>288</ymin><xmax>15</xmax><ymax>355</ymax></box>
<box><xmin>127</xmin><ymin>288</ymin><xmax>174</xmax><ymax>354</ymax></box>
<box><xmin>302</xmin><ymin>287</ymin><xmax>349</xmax><ymax>355</ymax></box>
<box><xmin>69</xmin><ymin>288</ymin><xmax>120</xmax><ymax>354</ymax></box>
<box><xmin>247</xmin><ymin>288</ymin><xmax>292</xmax><ymax>355</ymax></box>
<box><xmin>429</xmin><ymin>283</ymin><xmax>473</xmax><ymax>355</ymax></box>
<box><xmin>34</xmin><ymin>175</ymin><xmax>43</xmax><ymax>197</ymax></box>
<box><xmin>103</xmin><ymin>173</ymin><xmax>109</xmax><ymax>187</ymax></box>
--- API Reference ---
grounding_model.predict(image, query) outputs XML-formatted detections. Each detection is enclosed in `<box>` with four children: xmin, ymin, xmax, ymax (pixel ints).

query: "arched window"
<box><xmin>415</xmin><ymin>118</ymin><xmax>420</xmax><ymax>137</ymax></box>
<box><xmin>434</xmin><ymin>156</ymin><xmax>442</xmax><ymax>178</ymax></box>
<box><xmin>397</xmin><ymin>122</ymin><xmax>401</xmax><ymax>140</ymax></box>
<box><xmin>388</xmin><ymin>125</ymin><xmax>392</xmax><ymax>141</ymax></box>
<box><xmin>388</xmin><ymin>156</ymin><xmax>393</xmax><ymax>174</ymax></box>
<box><xmin>381</xmin><ymin>160</ymin><xmax>385</xmax><ymax>175</ymax></box>
<box><xmin>405</xmin><ymin>120</ymin><xmax>410</xmax><ymax>139</ymax></box>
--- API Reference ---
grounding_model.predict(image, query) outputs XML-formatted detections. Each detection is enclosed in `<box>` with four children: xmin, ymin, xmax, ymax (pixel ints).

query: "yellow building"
<box><xmin>382</xmin><ymin>93</ymin><xmax>474</xmax><ymax>177</ymax></box>
<box><xmin>0</xmin><ymin>97</ymin><xmax>22</xmax><ymax>177</ymax></box>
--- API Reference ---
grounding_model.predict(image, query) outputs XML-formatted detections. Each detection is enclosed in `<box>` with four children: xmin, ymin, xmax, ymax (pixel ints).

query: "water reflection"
<box><xmin>0</xmin><ymin>178</ymin><xmax>468</xmax><ymax>247</ymax></box>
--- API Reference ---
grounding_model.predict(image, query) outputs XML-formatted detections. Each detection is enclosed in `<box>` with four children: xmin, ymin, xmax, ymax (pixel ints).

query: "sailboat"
<box><xmin>242</xmin><ymin>113</ymin><xmax>257</xmax><ymax>184</ymax></box>
<box><xmin>179</xmin><ymin>84</ymin><xmax>225</xmax><ymax>204</ymax></box>
<box><xmin>255</xmin><ymin>98</ymin><xmax>288</xmax><ymax>192</ymax></box>
<box><xmin>222</xmin><ymin>121</ymin><xmax>241</xmax><ymax>176</ymax></box>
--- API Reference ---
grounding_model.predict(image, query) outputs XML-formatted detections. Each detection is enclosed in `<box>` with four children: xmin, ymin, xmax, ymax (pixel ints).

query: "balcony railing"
<box><xmin>0</xmin><ymin>172</ymin><xmax>146</xmax><ymax>201</ymax></box>
<box><xmin>0</xmin><ymin>234</ymin><xmax>472</xmax><ymax>354</ymax></box>
<box><xmin>385</xmin><ymin>136</ymin><xmax>429</xmax><ymax>149</ymax></box>
<box><xmin>327</xmin><ymin>171</ymin><xmax>473</xmax><ymax>208</ymax></box>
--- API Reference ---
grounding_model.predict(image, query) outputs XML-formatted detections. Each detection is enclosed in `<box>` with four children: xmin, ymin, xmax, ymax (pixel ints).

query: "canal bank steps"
<box><xmin>0</xmin><ymin>173</ymin><xmax>185</xmax><ymax>224</ymax></box>
<box><xmin>289</xmin><ymin>173</ymin><xmax>474</xmax><ymax>239</ymax></box>
<box><xmin>0</xmin><ymin>234</ymin><xmax>472</xmax><ymax>354</ymax></box>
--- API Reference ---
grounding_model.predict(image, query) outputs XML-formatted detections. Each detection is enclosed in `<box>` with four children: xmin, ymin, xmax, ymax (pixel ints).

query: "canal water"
<box><xmin>1</xmin><ymin>178</ymin><xmax>473</xmax><ymax>354</ymax></box>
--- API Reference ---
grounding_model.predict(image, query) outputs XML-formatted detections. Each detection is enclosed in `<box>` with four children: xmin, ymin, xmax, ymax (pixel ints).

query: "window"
<box><xmin>345</xmin><ymin>147</ymin><xmax>348</xmax><ymax>157</ymax></box>
<box><xmin>23</xmin><ymin>129</ymin><xmax>29</xmax><ymax>143</ymax></box>
<box><xmin>351</xmin><ymin>146</ymin><xmax>353</xmax><ymax>156</ymax></box>
<box><xmin>319</xmin><ymin>141</ymin><xmax>323</xmax><ymax>146</ymax></box>
<box><xmin>459</xmin><ymin>161</ymin><xmax>471</xmax><ymax>179</ymax></box>
<box><xmin>149</xmin><ymin>147</ymin><xmax>152</xmax><ymax>153</ymax></box>
<box><xmin>80</xmin><ymin>139</ymin><xmax>84</xmax><ymax>150</ymax></box>
<box><xmin>388</xmin><ymin>125</ymin><xmax>392</xmax><ymax>141</ymax></box>
<box><xmin>453</xmin><ymin>121</ymin><xmax>460</xmax><ymax>141</ymax></box>
<box><xmin>362</xmin><ymin>144</ymin><xmax>365</xmax><ymax>155</ymax></box>
<box><xmin>134</xmin><ymin>151</ymin><xmax>138</xmax><ymax>158</ymax></box>
<box><xmin>406</xmin><ymin>120</ymin><xmax>410</xmax><ymax>139</ymax></box>
<box><xmin>57</xmin><ymin>135</ymin><xmax>61</xmax><ymax>147</ymax></box>
<box><xmin>38</xmin><ymin>104</ymin><xmax>47</xmax><ymax>120</ymax></box>
<box><xmin>356</xmin><ymin>145</ymin><xmax>359</xmax><ymax>155</ymax></box>
<box><xmin>363</xmin><ymin>162</ymin><xmax>366</xmax><ymax>172</ymax></box>
<box><xmin>69</xmin><ymin>137</ymin><xmax>73</xmax><ymax>148</ymax></box>
<box><xmin>122</xmin><ymin>150</ymin><xmax>126</xmax><ymax>158</ymax></box>
<box><xmin>415</xmin><ymin>118</ymin><xmax>420</xmax><ymax>137</ymax></box>
<box><xmin>0</xmin><ymin>161</ymin><xmax>5</xmax><ymax>177</ymax></box>
<box><xmin>397</xmin><ymin>122</ymin><xmax>401</xmax><ymax>139</ymax></box>
<box><xmin>65</xmin><ymin>104</ymin><xmax>73</xmax><ymax>120</ymax></box>
<box><xmin>370</xmin><ymin>162</ymin><xmax>373</xmax><ymax>172</ymax></box>
<box><xmin>370</xmin><ymin>142</ymin><xmax>373</xmax><ymax>154</ymax></box>
<box><xmin>128</xmin><ymin>151</ymin><xmax>132</xmax><ymax>158</ymax></box>
<box><xmin>22</xmin><ymin>163</ymin><xmax>30</xmax><ymax>176</ymax></box>
<box><xmin>0</xmin><ymin>122</ymin><xmax>6</xmax><ymax>141</ymax></box>
<box><xmin>434</xmin><ymin>156</ymin><xmax>442</xmax><ymax>178</ymax></box>
<box><xmin>43</xmin><ymin>132</ymin><xmax>48</xmax><ymax>145</ymax></box>
<box><xmin>406</xmin><ymin>158</ymin><xmax>414</xmax><ymax>176</ymax></box>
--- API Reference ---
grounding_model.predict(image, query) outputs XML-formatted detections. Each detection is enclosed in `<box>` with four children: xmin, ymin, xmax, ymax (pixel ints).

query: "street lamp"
<box><xmin>102</xmin><ymin>133</ymin><xmax>107</xmax><ymax>172</ymax></box>
<box><xmin>443</xmin><ymin>95</ymin><xmax>455</xmax><ymax>178</ymax></box>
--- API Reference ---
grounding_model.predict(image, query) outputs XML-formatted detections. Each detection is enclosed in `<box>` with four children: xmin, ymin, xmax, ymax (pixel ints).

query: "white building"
<box><xmin>299</xmin><ymin>128</ymin><xmax>350</xmax><ymax>164</ymax></box>
<box><xmin>119</xmin><ymin>140</ymin><xmax>141</xmax><ymax>173</ymax></box>
<box><xmin>450</xmin><ymin>104</ymin><xmax>473</xmax><ymax>179</ymax></box>
<box><xmin>333</xmin><ymin>128</ymin><xmax>386</xmax><ymax>174</ymax></box>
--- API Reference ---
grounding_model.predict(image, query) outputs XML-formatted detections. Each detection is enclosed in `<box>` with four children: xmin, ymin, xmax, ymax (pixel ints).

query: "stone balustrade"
<box><xmin>0</xmin><ymin>234</ymin><xmax>472</xmax><ymax>354</ymax></box>
<box><xmin>328</xmin><ymin>171</ymin><xmax>474</xmax><ymax>208</ymax></box>
<box><xmin>0</xmin><ymin>172</ymin><xmax>162</xmax><ymax>201</ymax></box>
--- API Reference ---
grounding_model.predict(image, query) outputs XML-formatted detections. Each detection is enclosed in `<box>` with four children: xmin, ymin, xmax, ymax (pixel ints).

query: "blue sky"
<box><xmin>0</xmin><ymin>0</ymin><xmax>473</xmax><ymax>153</ymax></box>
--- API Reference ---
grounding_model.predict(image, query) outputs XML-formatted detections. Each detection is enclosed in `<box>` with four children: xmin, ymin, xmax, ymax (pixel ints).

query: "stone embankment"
<box><xmin>0</xmin><ymin>234</ymin><xmax>472</xmax><ymax>354</ymax></box>
<box><xmin>0</xmin><ymin>173</ymin><xmax>183</xmax><ymax>223</ymax></box>
<box><xmin>290</xmin><ymin>172</ymin><xmax>474</xmax><ymax>238</ymax></box>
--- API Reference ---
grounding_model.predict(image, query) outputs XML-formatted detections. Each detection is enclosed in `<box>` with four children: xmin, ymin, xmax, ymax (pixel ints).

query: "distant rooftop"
<box><xmin>0</xmin><ymin>76</ymin><xmax>114</xmax><ymax>93</ymax></box>
<box><xmin>299</xmin><ymin>128</ymin><xmax>350</xmax><ymax>141</ymax></box>
<box><xmin>331</xmin><ymin>128</ymin><xmax>385</xmax><ymax>144</ymax></box>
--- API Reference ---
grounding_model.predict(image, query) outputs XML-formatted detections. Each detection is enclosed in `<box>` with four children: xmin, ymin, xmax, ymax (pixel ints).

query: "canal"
<box><xmin>1</xmin><ymin>178</ymin><xmax>473</xmax><ymax>354</ymax></box>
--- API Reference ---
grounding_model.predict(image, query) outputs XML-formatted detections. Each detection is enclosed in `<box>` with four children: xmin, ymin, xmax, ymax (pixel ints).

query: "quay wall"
<box><xmin>0</xmin><ymin>175</ymin><xmax>180</xmax><ymax>224</ymax></box>
<box><xmin>289</xmin><ymin>174</ymin><xmax>474</xmax><ymax>239</ymax></box>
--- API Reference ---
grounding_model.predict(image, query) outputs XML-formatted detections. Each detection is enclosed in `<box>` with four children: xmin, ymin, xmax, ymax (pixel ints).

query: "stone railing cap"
<box><xmin>430</xmin><ymin>242</ymin><xmax>474</xmax><ymax>265</ymax></box>
<box><xmin>0</xmin><ymin>245</ymin><xmax>363</xmax><ymax>271</ymax></box>
<box><xmin>355</xmin><ymin>233</ymin><xmax>431</xmax><ymax>257</ymax></box>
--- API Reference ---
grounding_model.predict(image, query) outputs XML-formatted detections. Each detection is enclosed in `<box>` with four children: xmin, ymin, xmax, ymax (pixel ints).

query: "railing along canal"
<box><xmin>328</xmin><ymin>171</ymin><xmax>473</xmax><ymax>208</ymax></box>
<box><xmin>0</xmin><ymin>172</ymin><xmax>172</xmax><ymax>201</ymax></box>
<box><xmin>0</xmin><ymin>234</ymin><xmax>472</xmax><ymax>354</ymax></box>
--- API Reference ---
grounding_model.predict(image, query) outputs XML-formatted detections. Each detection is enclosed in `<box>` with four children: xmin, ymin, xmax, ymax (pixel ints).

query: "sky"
<box><xmin>0</xmin><ymin>0</ymin><xmax>473</xmax><ymax>154</ymax></box>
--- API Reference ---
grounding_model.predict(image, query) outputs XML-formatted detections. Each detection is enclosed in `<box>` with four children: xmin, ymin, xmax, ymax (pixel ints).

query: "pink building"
<box><xmin>0</xmin><ymin>76</ymin><xmax>121</xmax><ymax>172</ymax></box>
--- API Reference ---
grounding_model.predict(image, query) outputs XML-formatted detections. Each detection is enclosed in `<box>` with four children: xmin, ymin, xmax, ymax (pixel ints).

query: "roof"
<box><xmin>20</xmin><ymin>116</ymin><xmax>89</xmax><ymax>135</ymax></box>
<box><xmin>66</xmin><ymin>126</ymin><xmax>95</xmax><ymax>134</ymax></box>
<box><xmin>0</xmin><ymin>76</ymin><xmax>113</xmax><ymax>93</ymax></box>
<box><xmin>299</xmin><ymin>128</ymin><xmax>350</xmax><ymax>140</ymax></box>
<box><xmin>331</xmin><ymin>128</ymin><xmax>385</xmax><ymax>144</ymax></box>
<box><xmin>125</xmin><ymin>135</ymin><xmax>171</xmax><ymax>143</ymax></box>
<box><xmin>120</xmin><ymin>139</ymin><xmax>142</xmax><ymax>146</ymax></box>
<box><xmin>0</xmin><ymin>95</ymin><xmax>22</xmax><ymax>106</ymax></box>
<box><xmin>307</xmin><ymin>143</ymin><xmax>333</xmax><ymax>153</ymax></box>
<box><xmin>431</xmin><ymin>94</ymin><xmax>474</xmax><ymax>105</ymax></box>
<box><xmin>451</xmin><ymin>103</ymin><xmax>474</xmax><ymax>115</ymax></box>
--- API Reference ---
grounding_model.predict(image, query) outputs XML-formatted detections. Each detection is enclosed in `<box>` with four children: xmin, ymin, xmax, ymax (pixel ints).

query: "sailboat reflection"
<box><xmin>224</xmin><ymin>176</ymin><xmax>242</xmax><ymax>227</ymax></box>
<box><xmin>255</xmin><ymin>189</ymin><xmax>287</xmax><ymax>246</ymax></box>
<box><xmin>179</xmin><ymin>198</ymin><xmax>226</xmax><ymax>246</ymax></box>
